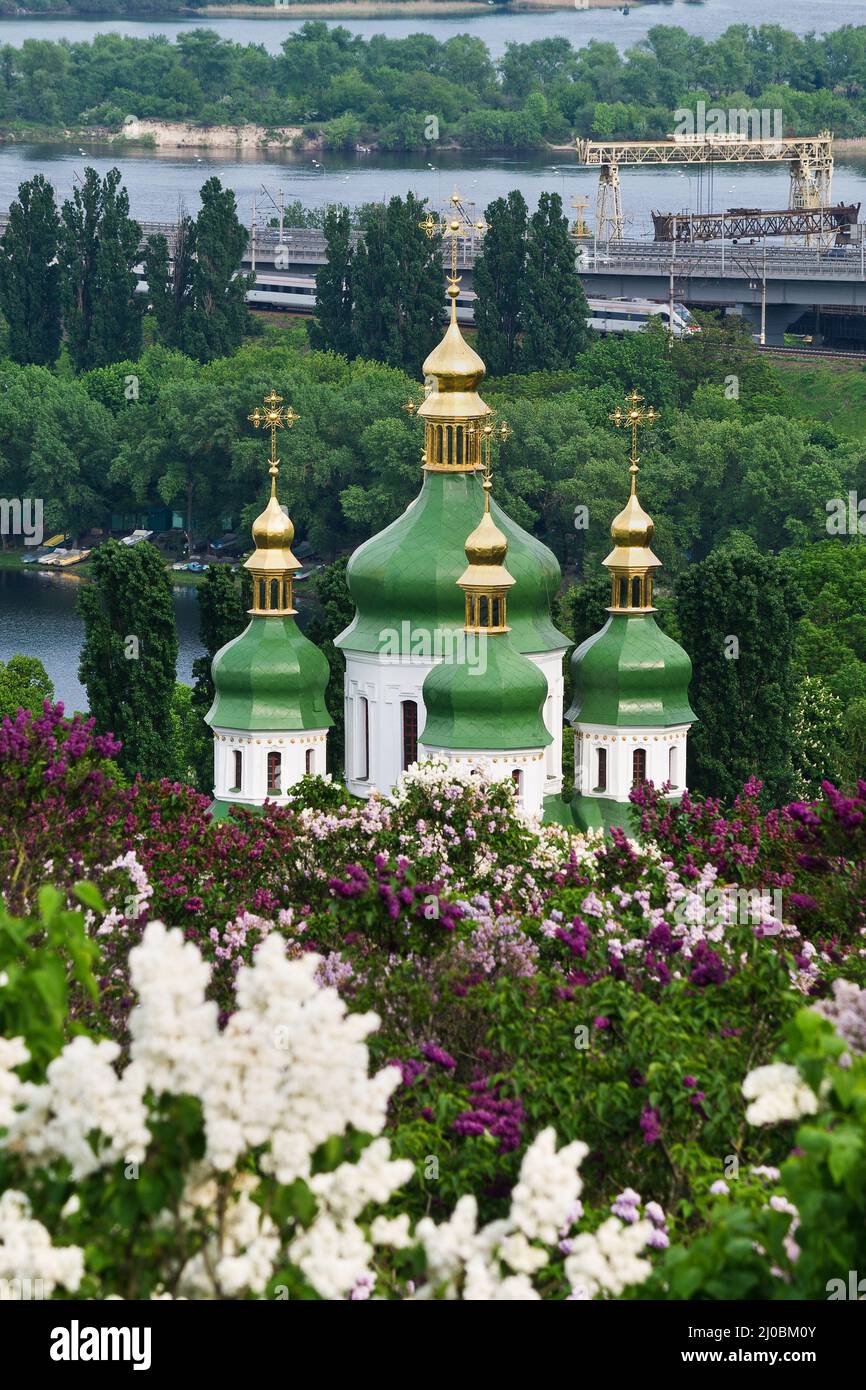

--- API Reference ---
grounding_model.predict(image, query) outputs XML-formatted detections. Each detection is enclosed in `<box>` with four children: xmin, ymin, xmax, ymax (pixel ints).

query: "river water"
<box><xmin>0</xmin><ymin>568</ymin><xmax>204</xmax><ymax>713</ymax></box>
<box><xmin>0</xmin><ymin>0</ymin><xmax>861</xmax><ymax>58</ymax></box>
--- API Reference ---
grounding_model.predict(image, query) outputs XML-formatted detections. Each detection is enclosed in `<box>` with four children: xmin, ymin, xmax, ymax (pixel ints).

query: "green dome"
<box><xmin>565</xmin><ymin>613</ymin><xmax>695</xmax><ymax>728</ymax></box>
<box><xmin>336</xmin><ymin>471</ymin><xmax>569</xmax><ymax>658</ymax></box>
<box><xmin>421</xmin><ymin>637</ymin><xmax>552</xmax><ymax>751</ymax></box>
<box><xmin>206</xmin><ymin>615</ymin><xmax>333</xmax><ymax>732</ymax></box>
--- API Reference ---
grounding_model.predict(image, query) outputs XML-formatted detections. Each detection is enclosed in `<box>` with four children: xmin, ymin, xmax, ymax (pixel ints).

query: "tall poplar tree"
<box><xmin>0</xmin><ymin>175</ymin><xmax>61</xmax><ymax>366</ymax></box>
<box><xmin>308</xmin><ymin>205</ymin><xmax>355</xmax><ymax>357</ymax></box>
<box><xmin>353</xmin><ymin>194</ymin><xmax>441</xmax><ymax>371</ymax></box>
<box><xmin>78</xmin><ymin>540</ymin><xmax>178</xmax><ymax>781</ymax></box>
<box><xmin>473</xmin><ymin>190</ymin><xmax>528</xmax><ymax>377</ymax></box>
<box><xmin>144</xmin><ymin>178</ymin><xmax>251</xmax><ymax>363</ymax></box>
<box><xmin>59</xmin><ymin>167</ymin><xmax>143</xmax><ymax>371</ymax></box>
<box><xmin>674</xmin><ymin>536</ymin><xmax>805</xmax><ymax>807</ymax></box>
<box><xmin>521</xmin><ymin>191</ymin><xmax>590</xmax><ymax>372</ymax></box>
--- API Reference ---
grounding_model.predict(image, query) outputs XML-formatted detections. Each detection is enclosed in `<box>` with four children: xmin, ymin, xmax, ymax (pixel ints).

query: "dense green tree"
<box><xmin>789</xmin><ymin>674</ymin><xmax>845</xmax><ymax>798</ymax></box>
<box><xmin>0</xmin><ymin>175</ymin><xmax>61</xmax><ymax>367</ymax></box>
<box><xmin>0</xmin><ymin>360</ymin><xmax>116</xmax><ymax>536</ymax></box>
<box><xmin>58</xmin><ymin>167</ymin><xmax>142</xmax><ymax>371</ymax></box>
<box><xmin>77</xmin><ymin>539</ymin><xmax>178</xmax><ymax>780</ymax></box>
<box><xmin>674</xmin><ymin>536</ymin><xmax>805</xmax><ymax>806</ymax></box>
<box><xmin>188</xmin><ymin>565</ymin><xmax>248</xmax><ymax>790</ymax></box>
<box><xmin>353</xmin><ymin>195</ymin><xmax>442</xmax><ymax>372</ymax></box>
<box><xmin>0</xmin><ymin>654</ymin><xmax>53</xmax><ymax>719</ymax></box>
<box><xmin>521</xmin><ymin>192</ymin><xmax>590</xmax><ymax>372</ymax></box>
<box><xmin>143</xmin><ymin>216</ymin><xmax>195</xmax><ymax>351</ymax></box>
<box><xmin>144</xmin><ymin>180</ymin><xmax>251</xmax><ymax>363</ymax></box>
<box><xmin>308</xmin><ymin>205</ymin><xmax>355</xmax><ymax>357</ymax></box>
<box><xmin>473</xmin><ymin>191</ymin><xmax>528</xmax><ymax>377</ymax></box>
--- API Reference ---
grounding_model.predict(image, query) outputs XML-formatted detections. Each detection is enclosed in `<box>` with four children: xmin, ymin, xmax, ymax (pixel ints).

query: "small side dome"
<box><xmin>421</xmin><ymin>639</ymin><xmax>551</xmax><ymax>752</ymax></box>
<box><xmin>252</xmin><ymin>495</ymin><xmax>295</xmax><ymax>551</ymax></box>
<box><xmin>465</xmin><ymin>508</ymin><xmax>507</xmax><ymax>567</ymax></box>
<box><xmin>610</xmin><ymin>490</ymin><xmax>655</xmax><ymax>548</ymax></box>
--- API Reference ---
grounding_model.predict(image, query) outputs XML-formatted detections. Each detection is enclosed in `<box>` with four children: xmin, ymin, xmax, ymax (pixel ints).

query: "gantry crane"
<box><xmin>575</xmin><ymin>132</ymin><xmax>835</xmax><ymax>241</ymax></box>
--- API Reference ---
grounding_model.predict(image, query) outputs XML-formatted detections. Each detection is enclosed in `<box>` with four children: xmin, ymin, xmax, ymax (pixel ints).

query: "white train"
<box><xmin>139</xmin><ymin>268</ymin><xmax>700</xmax><ymax>338</ymax></box>
<box><xmin>585</xmin><ymin>296</ymin><xmax>699</xmax><ymax>337</ymax></box>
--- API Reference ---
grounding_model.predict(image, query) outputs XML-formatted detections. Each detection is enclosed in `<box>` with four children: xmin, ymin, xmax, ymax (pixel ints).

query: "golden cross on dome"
<box><xmin>609</xmin><ymin>389</ymin><xmax>659</xmax><ymax>487</ymax></box>
<box><xmin>471</xmin><ymin>417</ymin><xmax>511</xmax><ymax>493</ymax></box>
<box><xmin>248</xmin><ymin>390</ymin><xmax>299</xmax><ymax>492</ymax></box>
<box><xmin>419</xmin><ymin>189</ymin><xmax>486</xmax><ymax>286</ymax></box>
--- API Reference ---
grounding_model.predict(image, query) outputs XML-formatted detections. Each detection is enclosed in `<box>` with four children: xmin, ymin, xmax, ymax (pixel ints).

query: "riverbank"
<box><xmin>194</xmin><ymin>0</ymin><xmax>636</xmax><ymax>14</ymax></box>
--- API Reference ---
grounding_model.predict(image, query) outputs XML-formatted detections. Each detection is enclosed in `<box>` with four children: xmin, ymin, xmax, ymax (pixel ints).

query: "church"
<box><xmin>206</xmin><ymin>208</ymin><xmax>695</xmax><ymax>832</ymax></box>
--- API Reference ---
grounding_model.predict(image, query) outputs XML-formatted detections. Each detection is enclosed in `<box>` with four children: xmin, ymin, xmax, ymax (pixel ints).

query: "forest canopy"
<box><xmin>1</xmin><ymin>22</ymin><xmax>866</xmax><ymax>146</ymax></box>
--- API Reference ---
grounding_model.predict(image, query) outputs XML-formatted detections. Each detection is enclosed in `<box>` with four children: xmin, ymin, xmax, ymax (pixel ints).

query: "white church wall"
<box><xmin>212</xmin><ymin>726</ymin><xmax>329</xmax><ymax>807</ymax></box>
<box><xmin>573</xmin><ymin>723</ymin><xmax>691</xmax><ymax>805</ymax></box>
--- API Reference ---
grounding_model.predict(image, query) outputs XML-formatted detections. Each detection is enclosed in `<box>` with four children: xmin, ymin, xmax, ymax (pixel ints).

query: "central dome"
<box><xmin>335</xmin><ymin>470</ymin><xmax>569</xmax><ymax>658</ymax></box>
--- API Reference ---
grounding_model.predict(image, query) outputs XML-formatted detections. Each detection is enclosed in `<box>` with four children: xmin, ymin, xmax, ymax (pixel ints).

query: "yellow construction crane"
<box><xmin>575</xmin><ymin>132</ymin><xmax>834</xmax><ymax>241</ymax></box>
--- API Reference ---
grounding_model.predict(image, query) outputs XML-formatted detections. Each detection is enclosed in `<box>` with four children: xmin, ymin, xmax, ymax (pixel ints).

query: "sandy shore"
<box><xmin>197</xmin><ymin>0</ymin><xmax>634</xmax><ymax>17</ymax></box>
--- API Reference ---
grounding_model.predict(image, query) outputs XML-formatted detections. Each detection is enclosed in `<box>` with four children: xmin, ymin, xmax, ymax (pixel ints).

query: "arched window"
<box><xmin>305</xmin><ymin>748</ymin><xmax>314</xmax><ymax>775</ymax></box>
<box><xmin>358</xmin><ymin>697</ymin><xmax>369</xmax><ymax>781</ymax></box>
<box><xmin>491</xmin><ymin>597</ymin><xmax>501</xmax><ymax>627</ymax></box>
<box><xmin>270</xmin><ymin>578</ymin><xmax>280</xmax><ymax>610</ymax></box>
<box><xmin>479</xmin><ymin>595</ymin><xmax>489</xmax><ymax>627</ymax></box>
<box><xmin>668</xmin><ymin>745</ymin><xmax>678</xmax><ymax>789</ymax></box>
<box><xmin>619</xmin><ymin>577</ymin><xmax>628</xmax><ymax>608</ymax></box>
<box><xmin>595</xmin><ymin>747</ymin><xmax>607</xmax><ymax>792</ymax></box>
<box><xmin>402</xmin><ymin>700</ymin><xmax>418</xmax><ymax>772</ymax></box>
<box><xmin>511</xmin><ymin>768</ymin><xmax>522</xmax><ymax>803</ymax></box>
<box><xmin>267</xmin><ymin>751</ymin><xmax>282</xmax><ymax>793</ymax></box>
<box><xmin>467</xmin><ymin>595</ymin><xmax>476</xmax><ymax>626</ymax></box>
<box><xmin>232</xmin><ymin>749</ymin><xmax>242</xmax><ymax>792</ymax></box>
<box><xmin>632</xmin><ymin>748</ymin><xmax>647</xmax><ymax>786</ymax></box>
<box><xmin>631</xmin><ymin>576</ymin><xmax>642</xmax><ymax>608</ymax></box>
<box><xmin>258</xmin><ymin>580</ymin><xmax>266</xmax><ymax>611</ymax></box>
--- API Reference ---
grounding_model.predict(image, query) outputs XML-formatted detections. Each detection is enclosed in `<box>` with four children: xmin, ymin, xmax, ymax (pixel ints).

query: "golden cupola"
<box><xmin>458</xmin><ymin>467</ymin><xmax>514</xmax><ymax>633</ymax></box>
<box><xmin>245</xmin><ymin>391</ymin><xmax>301</xmax><ymax>616</ymax></box>
<box><xmin>414</xmin><ymin>196</ymin><xmax>492</xmax><ymax>472</ymax></box>
<box><xmin>603</xmin><ymin>390</ymin><xmax>662</xmax><ymax>613</ymax></box>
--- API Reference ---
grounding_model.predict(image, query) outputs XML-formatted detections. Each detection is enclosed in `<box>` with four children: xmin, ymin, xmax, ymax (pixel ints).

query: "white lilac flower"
<box><xmin>508</xmin><ymin>1128</ymin><xmax>589</xmax><ymax>1245</ymax></box>
<box><xmin>564</xmin><ymin>1218</ymin><xmax>653</xmax><ymax>1299</ymax></box>
<box><xmin>0</xmin><ymin>1036</ymin><xmax>28</xmax><ymax>1129</ymax></box>
<box><xmin>0</xmin><ymin>1190</ymin><xmax>84</xmax><ymax>1298</ymax></box>
<box><xmin>742</xmin><ymin>1063</ymin><xmax>819</xmax><ymax>1126</ymax></box>
<box><xmin>4</xmin><ymin>1036</ymin><xmax>149</xmax><ymax>1179</ymax></box>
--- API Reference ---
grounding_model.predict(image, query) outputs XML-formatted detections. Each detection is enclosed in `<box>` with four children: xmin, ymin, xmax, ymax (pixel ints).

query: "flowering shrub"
<box><xmin>0</xmin><ymin>899</ymin><xmax>655</xmax><ymax>1301</ymax></box>
<box><xmin>638</xmin><ymin>992</ymin><xmax>866</xmax><ymax>1300</ymax></box>
<box><xmin>3</xmin><ymin>707</ymin><xmax>866</xmax><ymax>1299</ymax></box>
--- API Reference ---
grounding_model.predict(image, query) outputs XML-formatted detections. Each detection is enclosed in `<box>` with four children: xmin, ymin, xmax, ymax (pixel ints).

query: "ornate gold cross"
<box><xmin>471</xmin><ymin>417</ymin><xmax>511</xmax><ymax>486</ymax></box>
<box><xmin>609</xmin><ymin>389</ymin><xmax>659</xmax><ymax>484</ymax></box>
<box><xmin>419</xmin><ymin>189</ymin><xmax>486</xmax><ymax>285</ymax></box>
<box><xmin>248</xmin><ymin>390</ymin><xmax>299</xmax><ymax>492</ymax></box>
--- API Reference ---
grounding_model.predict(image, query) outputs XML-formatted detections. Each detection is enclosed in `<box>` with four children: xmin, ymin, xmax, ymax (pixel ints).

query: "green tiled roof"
<box><xmin>336</xmin><ymin>470</ymin><xmax>569</xmax><ymax>658</ymax></box>
<box><xmin>421</xmin><ymin>636</ymin><xmax>552</xmax><ymax>751</ymax></box>
<box><xmin>206</xmin><ymin>615</ymin><xmax>333</xmax><ymax>732</ymax></box>
<box><xmin>566</xmin><ymin>613</ymin><xmax>695</xmax><ymax>728</ymax></box>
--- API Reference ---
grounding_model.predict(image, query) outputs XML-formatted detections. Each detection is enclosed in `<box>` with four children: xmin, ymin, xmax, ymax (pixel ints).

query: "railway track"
<box><xmin>758</xmin><ymin>344</ymin><xmax>866</xmax><ymax>362</ymax></box>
